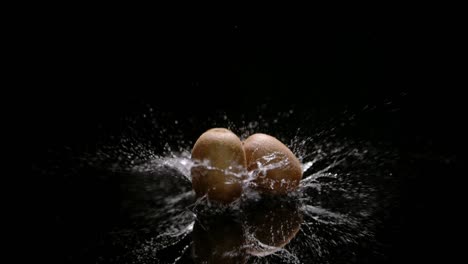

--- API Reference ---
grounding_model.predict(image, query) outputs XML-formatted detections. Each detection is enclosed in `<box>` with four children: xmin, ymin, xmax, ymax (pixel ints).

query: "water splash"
<box><xmin>44</xmin><ymin>106</ymin><xmax>400</xmax><ymax>263</ymax></box>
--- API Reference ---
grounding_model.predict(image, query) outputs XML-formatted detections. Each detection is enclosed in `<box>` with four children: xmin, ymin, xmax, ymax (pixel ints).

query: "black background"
<box><xmin>30</xmin><ymin>13</ymin><xmax>460</xmax><ymax>263</ymax></box>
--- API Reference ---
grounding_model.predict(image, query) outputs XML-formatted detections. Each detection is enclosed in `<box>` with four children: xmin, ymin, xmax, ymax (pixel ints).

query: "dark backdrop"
<box><xmin>30</xmin><ymin>15</ymin><xmax>459</xmax><ymax>263</ymax></box>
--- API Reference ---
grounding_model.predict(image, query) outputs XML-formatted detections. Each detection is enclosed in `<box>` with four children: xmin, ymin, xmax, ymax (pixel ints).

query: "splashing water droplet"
<box><xmin>46</xmin><ymin>107</ymin><xmax>400</xmax><ymax>263</ymax></box>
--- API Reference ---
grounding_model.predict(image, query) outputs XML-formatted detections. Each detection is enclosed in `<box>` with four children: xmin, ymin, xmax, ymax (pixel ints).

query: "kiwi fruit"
<box><xmin>243</xmin><ymin>133</ymin><xmax>302</xmax><ymax>194</ymax></box>
<box><xmin>191</xmin><ymin>128</ymin><xmax>247</xmax><ymax>203</ymax></box>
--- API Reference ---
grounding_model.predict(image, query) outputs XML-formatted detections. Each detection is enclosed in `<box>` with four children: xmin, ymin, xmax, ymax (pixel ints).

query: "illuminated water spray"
<box><xmin>79</xmin><ymin>107</ymin><xmax>397</xmax><ymax>263</ymax></box>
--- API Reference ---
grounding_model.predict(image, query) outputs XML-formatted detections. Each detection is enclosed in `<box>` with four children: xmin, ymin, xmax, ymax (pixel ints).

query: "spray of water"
<box><xmin>42</xmin><ymin>105</ymin><xmax>400</xmax><ymax>263</ymax></box>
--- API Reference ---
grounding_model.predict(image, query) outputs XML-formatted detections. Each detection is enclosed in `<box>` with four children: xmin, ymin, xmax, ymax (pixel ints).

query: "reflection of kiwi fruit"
<box><xmin>243</xmin><ymin>199</ymin><xmax>303</xmax><ymax>256</ymax></box>
<box><xmin>192</xmin><ymin>214</ymin><xmax>248</xmax><ymax>264</ymax></box>
<box><xmin>243</xmin><ymin>133</ymin><xmax>303</xmax><ymax>194</ymax></box>
<box><xmin>191</xmin><ymin>128</ymin><xmax>247</xmax><ymax>203</ymax></box>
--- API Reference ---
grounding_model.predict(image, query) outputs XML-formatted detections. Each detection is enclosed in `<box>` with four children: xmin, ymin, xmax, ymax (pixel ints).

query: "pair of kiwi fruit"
<box><xmin>191</xmin><ymin>128</ymin><xmax>303</xmax><ymax>203</ymax></box>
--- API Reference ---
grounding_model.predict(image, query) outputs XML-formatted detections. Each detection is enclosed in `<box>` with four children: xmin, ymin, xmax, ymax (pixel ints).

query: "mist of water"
<box><xmin>45</xmin><ymin>106</ymin><xmax>399</xmax><ymax>263</ymax></box>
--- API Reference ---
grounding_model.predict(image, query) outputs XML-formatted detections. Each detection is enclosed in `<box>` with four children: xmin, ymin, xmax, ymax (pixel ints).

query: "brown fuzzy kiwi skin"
<box><xmin>191</xmin><ymin>128</ymin><xmax>247</xmax><ymax>203</ymax></box>
<box><xmin>243</xmin><ymin>133</ymin><xmax>303</xmax><ymax>195</ymax></box>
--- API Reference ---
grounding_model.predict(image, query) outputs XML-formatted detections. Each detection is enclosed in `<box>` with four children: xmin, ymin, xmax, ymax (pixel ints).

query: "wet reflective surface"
<box><xmin>192</xmin><ymin>199</ymin><xmax>303</xmax><ymax>263</ymax></box>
